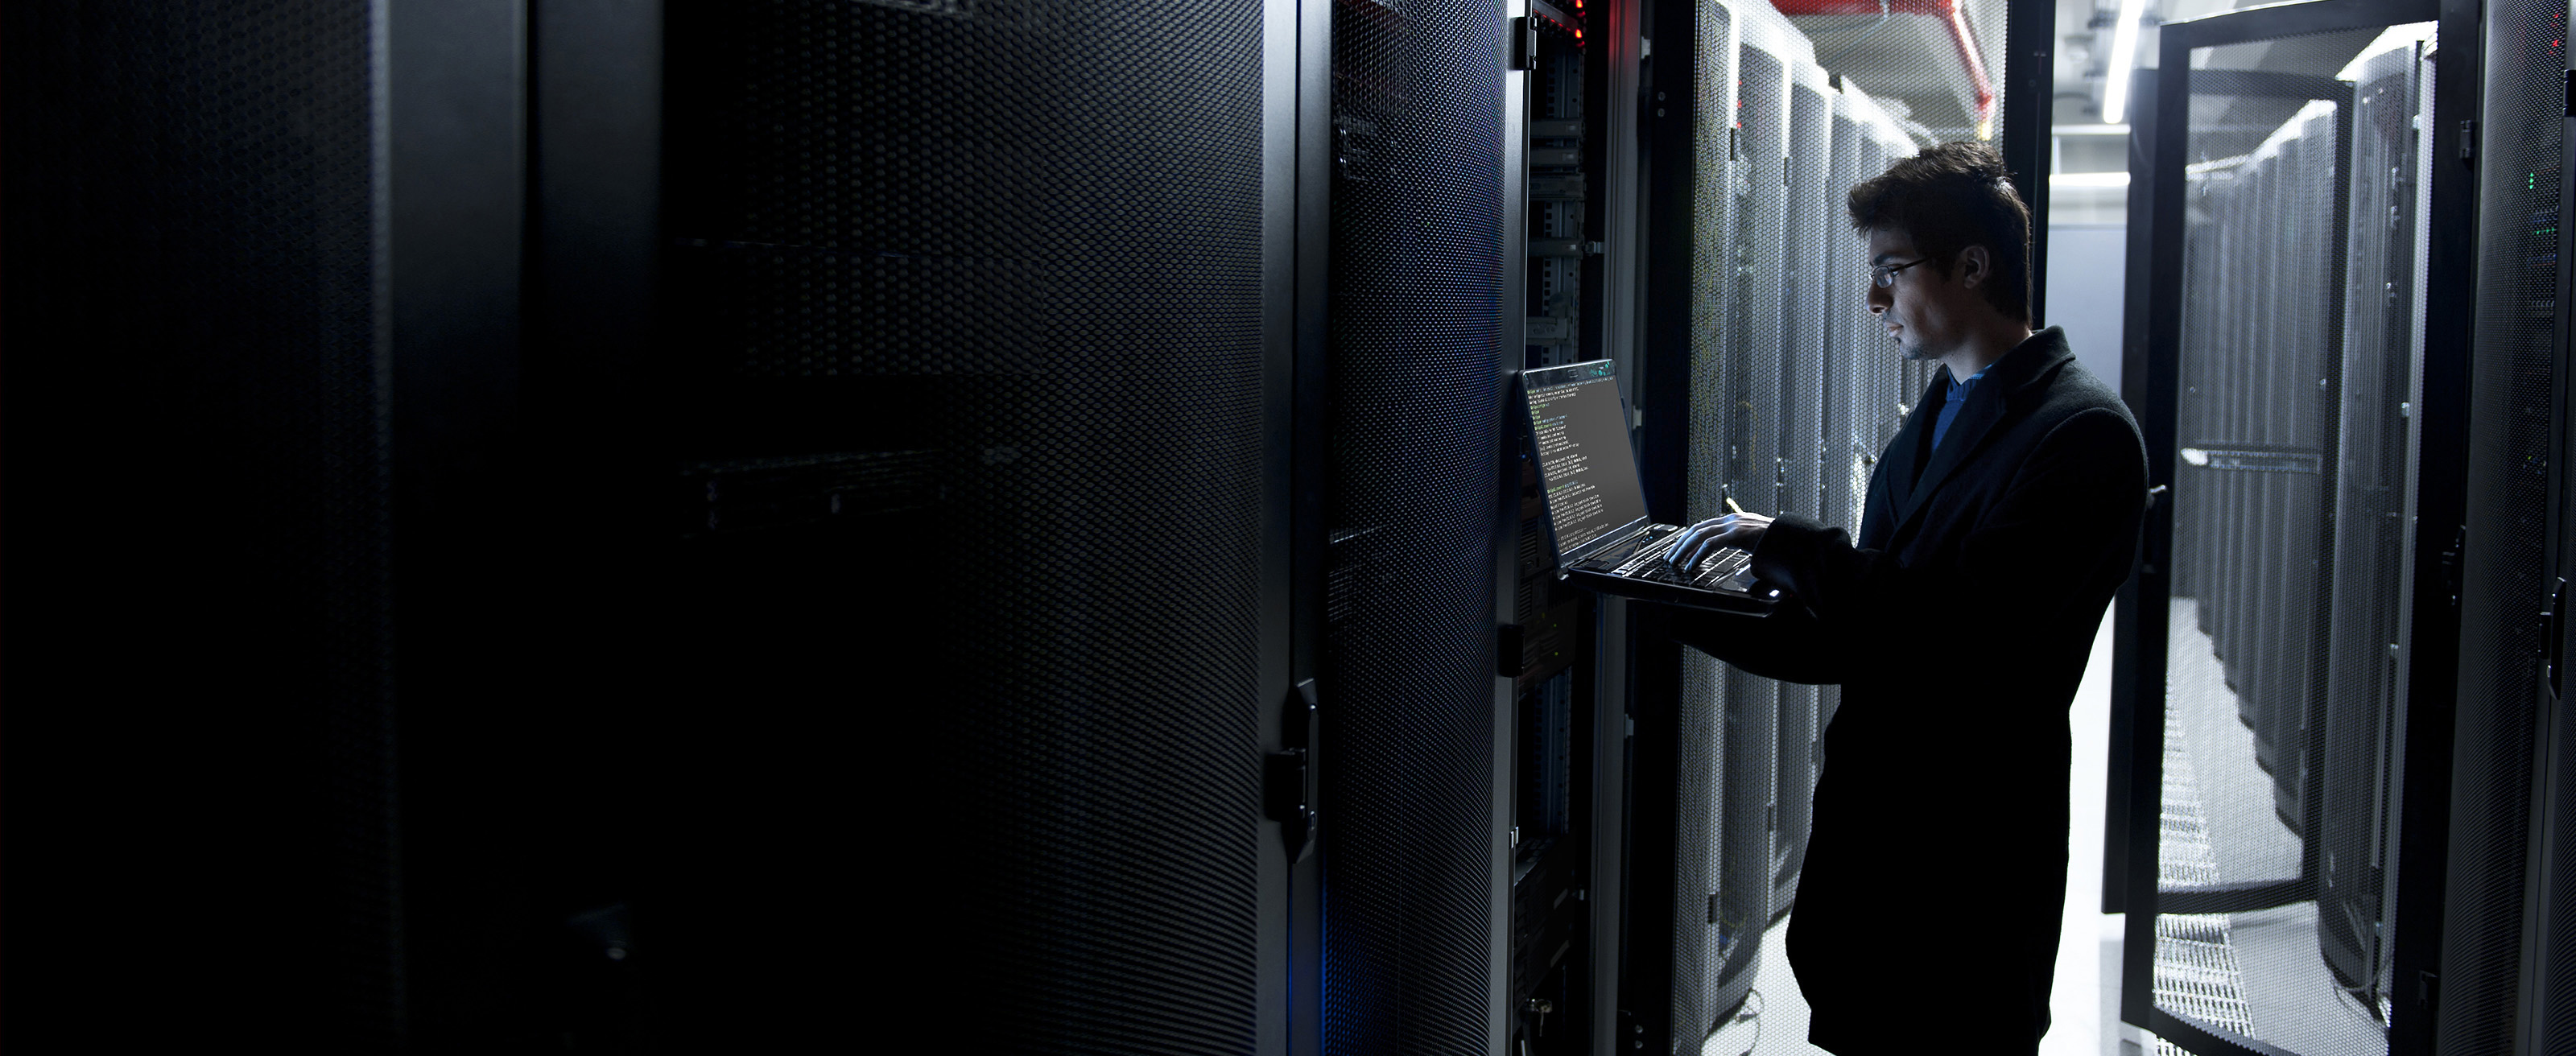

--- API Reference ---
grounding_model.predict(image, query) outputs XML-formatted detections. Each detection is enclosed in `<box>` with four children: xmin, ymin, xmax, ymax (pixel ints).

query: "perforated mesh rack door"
<box><xmin>1315</xmin><ymin>0</ymin><xmax>1509</xmax><ymax>1052</ymax></box>
<box><xmin>658</xmin><ymin>2</ymin><xmax>1272</xmax><ymax>1050</ymax></box>
<box><xmin>4</xmin><ymin>2</ymin><xmax>402</xmax><ymax>1042</ymax></box>
<box><xmin>2126</xmin><ymin>13</ymin><xmax>2456</xmax><ymax>1056</ymax></box>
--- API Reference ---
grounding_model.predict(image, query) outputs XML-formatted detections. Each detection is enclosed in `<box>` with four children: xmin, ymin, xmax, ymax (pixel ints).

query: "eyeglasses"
<box><xmin>1870</xmin><ymin>258</ymin><xmax>1931</xmax><ymax>288</ymax></box>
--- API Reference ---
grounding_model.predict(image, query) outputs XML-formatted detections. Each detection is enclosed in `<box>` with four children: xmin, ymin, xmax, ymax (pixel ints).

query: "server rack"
<box><xmin>1629</xmin><ymin>0</ymin><xmax>1755</xmax><ymax>1048</ymax></box>
<box><xmin>2526</xmin><ymin>6</ymin><xmax>2576</xmax><ymax>1033</ymax></box>
<box><xmin>1312</xmin><ymin>0</ymin><xmax>1525</xmax><ymax>1053</ymax></box>
<box><xmin>1707</xmin><ymin>8</ymin><xmax>1798</xmax><ymax>1039</ymax></box>
<box><xmin>1505</xmin><ymin>6</ymin><xmax>1624</xmax><ymax>1055</ymax></box>
<box><xmin>2316</xmin><ymin>37</ymin><xmax>2433</xmax><ymax>1013</ymax></box>
<box><xmin>8</xmin><ymin>0</ymin><xmax>1541</xmax><ymax>1049</ymax></box>
<box><xmin>3</xmin><ymin>2</ymin><xmax>411</xmax><ymax>1041</ymax></box>
<box><xmin>2169</xmin><ymin>97</ymin><xmax>2346</xmax><ymax>864</ymax></box>
<box><xmin>7</xmin><ymin>0</ymin><xmax>1313</xmax><ymax>1048</ymax></box>
<box><xmin>1769</xmin><ymin>57</ymin><xmax>1835</xmax><ymax>920</ymax></box>
<box><xmin>2433</xmin><ymin>0</ymin><xmax>2571</xmax><ymax>1050</ymax></box>
<box><xmin>654</xmin><ymin>2</ymin><xmax>1313</xmax><ymax>1049</ymax></box>
<box><xmin>2198</xmin><ymin>105</ymin><xmax>2343</xmax><ymax>839</ymax></box>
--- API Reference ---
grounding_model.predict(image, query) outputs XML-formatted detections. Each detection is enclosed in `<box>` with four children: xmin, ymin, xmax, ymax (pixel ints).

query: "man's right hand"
<box><xmin>1664</xmin><ymin>511</ymin><xmax>1772</xmax><ymax>574</ymax></box>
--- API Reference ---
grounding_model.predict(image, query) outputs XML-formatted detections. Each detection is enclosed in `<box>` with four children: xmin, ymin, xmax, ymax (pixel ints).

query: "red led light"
<box><xmin>1574</xmin><ymin>28</ymin><xmax>1583</xmax><ymax>39</ymax></box>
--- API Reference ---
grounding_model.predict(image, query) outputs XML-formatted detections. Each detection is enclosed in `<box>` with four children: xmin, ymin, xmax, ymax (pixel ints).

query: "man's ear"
<box><xmin>1956</xmin><ymin>244</ymin><xmax>1991</xmax><ymax>288</ymax></box>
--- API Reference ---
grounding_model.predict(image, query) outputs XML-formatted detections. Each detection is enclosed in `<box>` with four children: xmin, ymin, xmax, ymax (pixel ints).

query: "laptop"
<box><xmin>1516</xmin><ymin>359</ymin><xmax>1781</xmax><ymax>617</ymax></box>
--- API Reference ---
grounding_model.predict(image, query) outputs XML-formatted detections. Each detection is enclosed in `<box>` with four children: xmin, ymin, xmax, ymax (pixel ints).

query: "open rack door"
<box><xmin>2103</xmin><ymin>1</ymin><xmax>2569</xmax><ymax>1053</ymax></box>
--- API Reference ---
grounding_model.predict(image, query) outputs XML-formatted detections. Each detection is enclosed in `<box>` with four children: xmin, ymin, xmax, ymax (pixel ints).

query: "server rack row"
<box><xmin>6</xmin><ymin>0</ymin><xmax>2063</xmax><ymax>1052</ymax></box>
<box><xmin>1629</xmin><ymin>2</ymin><xmax>1931</xmax><ymax>1052</ymax></box>
<box><xmin>2174</xmin><ymin>98</ymin><xmax>2345</xmax><ymax>844</ymax></box>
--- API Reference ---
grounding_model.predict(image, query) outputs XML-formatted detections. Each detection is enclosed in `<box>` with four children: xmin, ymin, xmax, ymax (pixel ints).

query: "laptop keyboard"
<box><xmin>1604</xmin><ymin>530</ymin><xmax>1752</xmax><ymax>587</ymax></box>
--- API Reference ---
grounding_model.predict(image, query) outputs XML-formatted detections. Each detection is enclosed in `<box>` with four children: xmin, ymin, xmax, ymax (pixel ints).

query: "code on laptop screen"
<box><xmin>1524</xmin><ymin>369</ymin><xmax>1649</xmax><ymax>555</ymax></box>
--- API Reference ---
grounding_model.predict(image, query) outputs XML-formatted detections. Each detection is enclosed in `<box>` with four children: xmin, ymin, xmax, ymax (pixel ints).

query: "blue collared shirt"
<box><xmin>1929</xmin><ymin>365</ymin><xmax>1989</xmax><ymax>452</ymax></box>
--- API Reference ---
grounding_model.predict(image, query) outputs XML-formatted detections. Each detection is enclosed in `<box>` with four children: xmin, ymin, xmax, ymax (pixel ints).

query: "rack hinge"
<box><xmin>2458</xmin><ymin>118</ymin><xmax>2476</xmax><ymax>161</ymax></box>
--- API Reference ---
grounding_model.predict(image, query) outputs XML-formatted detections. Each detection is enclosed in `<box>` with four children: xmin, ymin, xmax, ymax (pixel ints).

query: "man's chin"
<box><xmin>1898</xmin><ymin>341</ymin><xmax>1934</xmax><ymax>361</ymax></box>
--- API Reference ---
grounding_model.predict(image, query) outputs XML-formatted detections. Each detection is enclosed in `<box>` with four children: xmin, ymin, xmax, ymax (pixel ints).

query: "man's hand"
<box><xmin>1665</xmin><ymin>511</ymin><xmax>1773</xmax><ymax>574</ymax></box>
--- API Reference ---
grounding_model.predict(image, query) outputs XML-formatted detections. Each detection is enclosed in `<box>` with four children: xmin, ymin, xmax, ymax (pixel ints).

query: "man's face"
<box><xmin>1864</xmin><ymin>227</ymin><xmax>1986</xmax><ymax>364</ymax></box>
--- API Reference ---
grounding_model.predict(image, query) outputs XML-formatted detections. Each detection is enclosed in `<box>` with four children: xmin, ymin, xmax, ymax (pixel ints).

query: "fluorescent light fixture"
<box><xmin>2181</xmin><ymin>448</ymin><xmax>2210</xmax><ymax>468</ymax></box>
<box><xmin>2051</xmin><ymin>124</ymin><xmax>2132</xmax><ymax>137</ymax></box>
<box><xmin>2100</xmin><ymin>0</ymin><xmax>2149</xmax><ymax>125</ymax></box>
<box><xmin>2334</xmin><ymin>22</ymin><xmax>2437</xmax><ymax>81</ymax></box>
<box><xmin>2050</xmin><ymin>172</ymin><xmax>2131</xmax><ymax>188</ymax></box>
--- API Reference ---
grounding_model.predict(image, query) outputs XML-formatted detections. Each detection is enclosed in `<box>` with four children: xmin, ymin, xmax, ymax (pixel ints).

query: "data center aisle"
<box><xmin>1703</xmin><ymin>621</ymin><xmax>2124</xmax><ymax>1056</ymax></box>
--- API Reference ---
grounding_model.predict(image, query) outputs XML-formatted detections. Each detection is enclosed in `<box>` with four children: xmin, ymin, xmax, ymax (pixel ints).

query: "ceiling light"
<box><xmin>2050</xmin><ymin>172</ymin><xmax>2130</xmax><ymax>188</ymax></box>
<box><xmin>2100</xmin><ymin>0</ymin><xmax>2149</xmax><ymax>125</ymax></box>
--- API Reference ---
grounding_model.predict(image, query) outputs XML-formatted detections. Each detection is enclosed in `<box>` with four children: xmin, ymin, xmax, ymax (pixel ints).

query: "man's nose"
<box><xmin>1865</xmin><ymin>284</ymin><xmax>1889</xmax><ymax>315</ymax></box>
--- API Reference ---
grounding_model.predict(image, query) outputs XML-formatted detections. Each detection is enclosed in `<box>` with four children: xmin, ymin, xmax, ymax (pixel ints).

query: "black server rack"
<box><xmin>1315</xmin><ymin>0</ymin><xmax>1518</xmax><ymax>1052</ymax></box>
<box><xmin>1507</xmin><ymin>6</ymin><xmax>1615</xmax><ymax>1054</ymax></box>
<box><xmin>1711</xmin><ymin>7</ymin><xmax>1798</xmax><ymax>1030</ymax></box>
<box><xmin>3</xmin><ymin>2</ymin><xmax>408</xmax><ymax>1041</ymax></box>
<box><xmin>2174</xmin><ymin>103</ymin><xmax>2339</xmax><ymax>850</ymax></box>
<box><xmin>1527</xmin><ymin>1</ymin><xmax>1592</xmax><ymax>370</ymax></box>
<box><xmin>2232</xmin><ymin>105</ymin><xmax>2343</xmax><ymax>840</ymax></box>
<box><xmin>2173</xmin><ymin>99</ymin><xmax>2347</xmax><ymax>852</ymax></box>
<box><xmin>10</xmin><ymin>1</ymin><xmax>1302</xmax><ymax>1048</ymax></box>
<box><xmin>2434</xmin><ymin>2</ymin><xmax>2570</xmax><ymax>1050</ymax></box>
<box><xmin>2284</xmin><ymin>105</ymin><xmax>2345</xmax><ymax>842</ymax></box>
<box><xmin>1629</xmin><ymin>0</ymin><xmax>1743</xmax><ymax>1050</ymax></box>
<box><xmin>2317</xmin><ymin>38</ymin><xmax>2433</xmax><ymax>1013</ymax></box>
<box><xmin>2531</xmin><ymin>2</ymin><xmax>2576</xmax><ymax>1029</ymax></box>
<box><xmin>2230</xmin><ymin>149</ymin><xmax>2272</xmax><ymax>782</ymax></box>
<box><xmin>654</xmin><ymin>1</ymin><xmax>1297</xmax><ymax>1049</ymax></box>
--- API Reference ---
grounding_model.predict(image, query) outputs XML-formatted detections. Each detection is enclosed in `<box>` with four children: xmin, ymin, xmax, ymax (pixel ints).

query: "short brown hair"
<box><xmin>1846</xmin><ymin>141</ymin><xmax>2032</xmax><ymax>322</ymax></box>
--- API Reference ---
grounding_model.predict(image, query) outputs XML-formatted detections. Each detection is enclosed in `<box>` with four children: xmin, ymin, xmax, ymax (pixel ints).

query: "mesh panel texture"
<box><xmin>1317</xmin><ymin>0</ymin><xmax>1506</xmax><ymax>1052</ymax></box>
<box><xmin>2152</xmin><ymin>27</ymin><xmax>2438</xmax><ymax>1056</ymax></box>
<box><xmin>3</xmin><ymin>2</ymin><xmax>399</xmax><ymax>1043</ymax></box>
<box><xmin>660</xmin><ymin>2</ymin><xmax>1269</xmax><ymax>1050</ymax></box>
<box><xmin>2436</xmin><ymin>3</ymin><xmax>2566</xmax><ymax>1053</ymax></box>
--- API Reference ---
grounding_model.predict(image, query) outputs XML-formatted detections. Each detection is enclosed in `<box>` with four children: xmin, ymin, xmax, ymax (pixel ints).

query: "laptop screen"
<box><xmin>1522</xmin><ymin>363</ymin><xmax>1650</xmax><ymax>556</ymax></box>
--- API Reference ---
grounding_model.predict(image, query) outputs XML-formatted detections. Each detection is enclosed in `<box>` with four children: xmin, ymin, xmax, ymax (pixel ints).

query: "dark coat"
<box><xmin>1662</xmin><ymin>327</ymin><xmax>2146</xmax><ymax>1054</ymax></box>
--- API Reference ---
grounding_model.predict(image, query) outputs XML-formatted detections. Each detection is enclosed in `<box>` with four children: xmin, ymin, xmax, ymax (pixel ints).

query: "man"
<box><xmin>1657</xmin><ymin>142</ymin><xmax>2146</xmax><ymax>1054</ymax></box>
